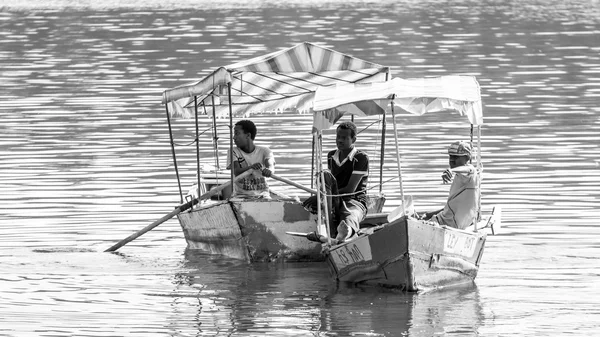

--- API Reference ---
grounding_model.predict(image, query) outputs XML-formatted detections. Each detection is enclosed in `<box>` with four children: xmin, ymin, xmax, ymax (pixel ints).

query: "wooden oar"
<box><xmin>286</xmin><ymin>231</ymin><xmax>330</xmax><ymax>243</ymax></box>
<box><xmin>104</xmin><ymin>169</ymin><xmax>254</xmax><ymax>252</ymax></box>
<box><xmin>270</xmin><ymin>173</ymin><xmax>317</xmax><ymax>195</ymax></box>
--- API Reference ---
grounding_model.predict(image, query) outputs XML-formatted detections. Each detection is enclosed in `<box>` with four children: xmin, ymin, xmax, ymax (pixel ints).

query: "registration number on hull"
<box><xmin>443</xmin><ymin>231</ymin><xmax>477</xmax><ymax>258</ymax></box>
<box><xmin>330</xmin><ymin>238</ymin><xmax>373</xmax><ymax>269</ymax></box>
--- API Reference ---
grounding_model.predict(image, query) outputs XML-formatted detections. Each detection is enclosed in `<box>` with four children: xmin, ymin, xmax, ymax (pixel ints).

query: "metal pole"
<box><xmin>476</xmin><ymin>125</ymin><xmax>482</xmax><ymax>228</ymax></box>
<box><xmin>314</xmin><ymin>132</ymin><xmax>322</xmax><ymax>236</ymax></box>
<box><xmin>211</xmin><ymin>94</ymin><xmax>220</xmax><ymax>169</ymax></box>
<box><xmin>310</xmin><ymin>135</ymin><xmax>315</xmax><ymax>189</ymax></box>
<box><xmin>165</xmin><ymin>103</ymin><xmax>184</xmax><ymax>203</ymax></box>
<box><xmin>379</xmin><ymin>109</ymin><xmax>387</xmax><ymax>193</ymax></box>
<box><xmin>228</xmin><ymin>83</ymin><xmax>235</xmax><ymax>193</ymax></box>
<box><xmin>390</xmin><ymin>101</ymin><xmax>406</xmax><ymax>213</ymax></box>
<box><xmin>380</xmin><ymin>67</ymin><xmax>391</xmax><ymax>194</ymax></box>
<box><xmin>317</xmin><ymin>131</ymin><xmax>331</xmax><ymax>240</ymax></box>
<box><xmin>470</xmin><ymin>124</ymin><xmax>474</xmax><ymax>164</ymax></box>
<box><xmin>194</xmin><ymin>96</ymin><xmax>202</xmax><ymax>203</ymax></box>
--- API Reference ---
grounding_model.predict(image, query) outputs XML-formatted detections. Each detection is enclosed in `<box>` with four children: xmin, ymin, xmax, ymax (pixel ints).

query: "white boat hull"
<box><xmin>326</xmin><ymin>216</ymin><xmax>488</xmax><ymax>291</ymax></box>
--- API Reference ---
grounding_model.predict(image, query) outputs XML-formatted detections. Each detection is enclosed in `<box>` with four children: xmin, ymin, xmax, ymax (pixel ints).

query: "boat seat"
<box><xmin>359</xmin><ymin>212</ymin><xmax>389</xmax><ymax>228</ymax></box>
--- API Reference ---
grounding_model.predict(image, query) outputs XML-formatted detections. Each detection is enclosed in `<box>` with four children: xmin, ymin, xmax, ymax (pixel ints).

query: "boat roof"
<box><xmin>162</xmin><ymin>42</ymin><xmax>390</xmax><ymax>119</ymax></box>
<box><xmin>312</xmin><ymin>75</ymin><xmax>483</xmax><ymax>132</ymax></box>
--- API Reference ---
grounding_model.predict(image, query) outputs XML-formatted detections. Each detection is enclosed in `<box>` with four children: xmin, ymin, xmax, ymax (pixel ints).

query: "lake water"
<box><xmin>1</xmin><ymin>0</ymin><xmax>599</xmax><ymax>336</ymax></box>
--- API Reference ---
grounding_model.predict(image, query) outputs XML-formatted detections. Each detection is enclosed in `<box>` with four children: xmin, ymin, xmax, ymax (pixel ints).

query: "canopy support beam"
<box><xmin>194</xmin><ymin>96</ymin><xmax>202</xmax><ymax>204</ymax></box>
<box><xmin>378</xmin><ymin>109</ymin><xmax>386</xmax><ymax>193</ymax></box>
<box><xmin>390</xmin><ymin>101</ymin><xmax>406</xmax><ymax>214</ymax></box>
<box><xmin>165</xmin><ymin>103</ymin><xmax>184</xmax><ymax>204</ymax></box>
<box><xmin>211</xmin><ymin>95</ymin><xmax>220</xmax><ymax>170</ymax></box>
<box><xmin>476</xmin><ymin>125</ymin><xmax>482</xmax><ymax>230</ymax></box>
<box><xmin>228</xmin><ymin>83</ymin><xmax>235</xmax><ymax>193</ymax></box>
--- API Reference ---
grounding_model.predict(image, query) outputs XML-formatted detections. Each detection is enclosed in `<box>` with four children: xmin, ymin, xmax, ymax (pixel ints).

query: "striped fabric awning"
<box><xmin>162</xmin><ymin>42</ymin><xmax>390</xmax><ymax>119</ymax></box>
<box><xmin>312</xmin><ymin>76</ymin><xmax>483</xmax><ymax>131</ymax></box>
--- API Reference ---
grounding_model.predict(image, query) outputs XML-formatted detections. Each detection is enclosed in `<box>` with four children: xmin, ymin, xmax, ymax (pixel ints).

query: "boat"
<box><xmin>305</xmin><ymin>76</ymin><xmax>502</xmax><ymax>291</ymax></box>
<box><xmin>326</xmin><ymin>210</ymin><xmax>500</xmax><ymax>291</ymax></box>
<box><xmin>160</xmin><ymin>42</ymin><xmax>390</xmax><ymax>262</ymax></box>
<box><xmin>158</xmin><ymin>42</ymin><xmax>501</xmax><ymax>284</ymax></box>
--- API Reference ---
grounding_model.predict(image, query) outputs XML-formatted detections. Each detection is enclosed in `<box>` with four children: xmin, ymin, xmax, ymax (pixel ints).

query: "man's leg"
<box><xmin>335</xmin><ymin>199</ymin><xmax>366</xmax><ymax>242</ymax></box>
<box><xmin>303</xmin><ymin>170</ymin><xmax>340</xmax><ymax>239</ymax></box>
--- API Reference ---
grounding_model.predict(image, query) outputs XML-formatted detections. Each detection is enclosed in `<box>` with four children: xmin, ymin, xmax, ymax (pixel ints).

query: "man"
<box><xmin>420</xmin><ymin>140</ymin><xmax>480</xmax><ymax>229</ymax></box>
<box><xmin>327</xmin><ymin>121</ymin><xmax>369</xmax><ymax>243</ymax></box>
<box><xmin>227</xmin><ymin>120</ymin><xmax>275</xmax><ymax>199</ymax></box>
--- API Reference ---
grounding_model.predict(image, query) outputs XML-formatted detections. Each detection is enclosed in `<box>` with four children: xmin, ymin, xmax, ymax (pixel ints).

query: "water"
<box><xmin>1</xmin><ymin>0</ymin><xmax>599</xmax><ymax>335</ymax></box>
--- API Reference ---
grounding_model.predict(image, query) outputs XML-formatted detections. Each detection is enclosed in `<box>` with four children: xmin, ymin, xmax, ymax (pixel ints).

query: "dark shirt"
<box><xmin>327</xmin><ymin>147</ymin><xmax>369</xmax><ymax>207</ymax></box>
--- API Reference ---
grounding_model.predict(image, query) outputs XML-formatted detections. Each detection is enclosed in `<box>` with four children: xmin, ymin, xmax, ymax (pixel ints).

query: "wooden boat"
<box><xmin>160</xmin><ymin>42</ymin><xmax>501</xmax><ymax>278</ymax></box>
<box><xmin>178</xmin><ymin>183</ymin><xmax>386</xmax><ymax>262</ymax></box>
<box><xmin>326</xmin><ymin>209</ymin><xmax>500</xmax><ymax>291</ymax></box>
<box><xmin>161</xmin><ymin>42</ymin><xmax>389</xmax><ymax>262</ymax></box>
<box><xmin>307</xmin><ymin>76</ymin><xmax>502</xmax><ymax>290</ymax></box>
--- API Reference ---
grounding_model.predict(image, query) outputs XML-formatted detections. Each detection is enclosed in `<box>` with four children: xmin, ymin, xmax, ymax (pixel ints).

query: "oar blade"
<box><xmin>286</xmin><ymin>231</ymin><xmax>309</xmax><ymax>237</ymax></box>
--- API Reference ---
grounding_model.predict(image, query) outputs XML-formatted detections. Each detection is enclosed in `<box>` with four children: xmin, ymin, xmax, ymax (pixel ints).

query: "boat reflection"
<box><xmin>164</xmin><ymin>250</ymin><xmax>484</xmax><ymax>336</ymax></box>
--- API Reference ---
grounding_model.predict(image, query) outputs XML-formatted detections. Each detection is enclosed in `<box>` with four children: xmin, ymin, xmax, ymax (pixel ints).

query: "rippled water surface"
<box><xmin>1</xmin><ymin>0</ymin><xmax>599</xmax><ymax>336</ymax></box>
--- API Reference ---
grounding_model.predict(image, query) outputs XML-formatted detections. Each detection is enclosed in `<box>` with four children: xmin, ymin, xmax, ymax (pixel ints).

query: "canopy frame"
<box><xmin>162</xmin><ymin>42</ymin><xmax>390</xmax><ymax>204</ymax></box>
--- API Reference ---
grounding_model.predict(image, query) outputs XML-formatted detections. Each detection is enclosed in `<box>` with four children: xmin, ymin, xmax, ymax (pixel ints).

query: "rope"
<box><xmin>357</xmin><ymin>120</ymin><xmax>381</xmax><ymax>135</ymax></box>
<box><xmin>172</xmin><ymin>139</ymin><xmax>198</xmax><ymax>147</ymax></box>
<box><xmin>171</xmin><ymin>127</ymin><xmax>212</xmax><ymax>147</ymax></box>
<box><xmin>312</xmin><ymin>170</ymin><xmax>397</xmax><ymax>198</ymax></box>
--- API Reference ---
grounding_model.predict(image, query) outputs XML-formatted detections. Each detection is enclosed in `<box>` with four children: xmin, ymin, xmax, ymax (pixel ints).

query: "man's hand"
<box><xmin>441</xmin><ymin>169</ymin><xmax>454</xmax><ymax>184</ymax></box>
<box><xmin>417</xmin><ymin>212</ymin><xmax>433</xmax><ymax>220</ymax></box>
<box><xmin>261</xmin><ymin>168</ymin><xmax>272</xmax><ymax>177</ymax></box>
<box><xmin>250</xmin><ymin>163</ymin><xmax>264</xmax><ymax>171</ymax></box>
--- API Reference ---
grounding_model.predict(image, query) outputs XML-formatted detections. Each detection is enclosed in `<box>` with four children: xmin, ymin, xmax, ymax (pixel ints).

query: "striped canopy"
<box><xmin>312</xmin><ymin>76</ymin><xmax>483</xmax><ymax>131</ymax></box>
<box><xmin>162</xmin><ymin>42</ymin><xmax>390</xmax><ymax>119</ymax></box>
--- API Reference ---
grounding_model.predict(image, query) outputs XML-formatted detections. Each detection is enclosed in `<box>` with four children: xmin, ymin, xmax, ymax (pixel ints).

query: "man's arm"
<box><xmin>259</xmin><ymin>147</ymin><xmax>275</xmax><ymax>177</ymax></box>
<box><xmin>451</xmin><ymin>165</ymin><xmax>476</xmax><ymax>175</ymax></box>
<box><xmin>420</xmin><ymin>209</ymin><xmax>444</xmax><ymax>220</ymax></box>
<box><xmin>228</xmin><ymin>149</ymin><xmax>257</xmax><ymax>176</ymax></box>
<box><xmin>262</xmin><ymin>156</ymin><xmax>275</xmax><ymax>177</ymax></box>
<box><xmin>442</xmin><ymin>165</ymin><xmax>477</xmax><ymax>183</ymax></box>
<box><xmin>231</xmin><ymin>160</ymin><xmax>254</xmax><ymax>176</ymax></box>
<box><xmin>338</xmin><ymin>174</ymin><xmax>362</xmax><ymax>194</ymax></box>
<box><xmin>339</xmin><ymin>152</ymin><xmax>368</xmax><ymax>194</ymax></box>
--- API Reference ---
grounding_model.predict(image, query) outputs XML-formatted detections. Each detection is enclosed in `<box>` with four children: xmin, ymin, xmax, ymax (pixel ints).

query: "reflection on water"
<box><xmin>1</xmin><ymin>0</ymin><xmax>600</xmax><ymax>335</ymax></box>
<box><xmin>164</xmin><ymin>250</ymin><xmax>486</xmax><ymax>336</ymax></box>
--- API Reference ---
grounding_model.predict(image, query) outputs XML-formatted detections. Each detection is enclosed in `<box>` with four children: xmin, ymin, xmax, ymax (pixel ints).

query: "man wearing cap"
<box><xmin>419</xmin><ymin>140</ymin><xmax>480</xmax><ymax>229</ymax></box>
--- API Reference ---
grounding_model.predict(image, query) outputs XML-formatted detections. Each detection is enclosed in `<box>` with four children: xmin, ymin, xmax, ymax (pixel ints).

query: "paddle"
<box><xmin>286</xmin><ymin>231</ymin><xmax>330</xmax><ymax>243</ymax></box>
<box><xmin>104</xmin><ymin>169</ymin><xmax>254</xmax><ymax>252</ymax></box>
<box><xmin>269</xmin><ymin>173</ymin><xmax>317</xmax><ymax>195</ymax></box>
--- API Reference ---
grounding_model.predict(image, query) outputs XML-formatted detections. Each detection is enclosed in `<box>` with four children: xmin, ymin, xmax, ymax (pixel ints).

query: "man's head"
<box><xmin>233</xmin><ymin>120</ymin><xmax>257</xmax><ymax>149</ymax></box>
<box><xmin>336</xmin><ymin>121</ymin><xmax>357</xmax><ymax>151</ymax></box>
<box><xmin>447</xmin><ymin>140</ymin><xmax>471</xmax><ymax>168</ymax></box>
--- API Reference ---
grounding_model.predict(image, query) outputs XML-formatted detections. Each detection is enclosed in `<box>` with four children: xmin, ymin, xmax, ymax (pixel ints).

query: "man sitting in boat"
<box><xmin>418</xmin><ymin>140</ymin><xmax>480</xmax><ymax>229</ymax></box>
<box><xmin>304</xmin><ymin>121</ymin><xmax>370</xmax><ymax>244</ymax></box>
<box><xmin>227</xmin><ymin>120</ymin><xmax>275</xmax><ymax>199</ymax></box>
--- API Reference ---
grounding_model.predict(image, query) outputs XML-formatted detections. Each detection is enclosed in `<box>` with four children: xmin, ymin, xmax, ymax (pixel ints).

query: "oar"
<box><xmin>104</xmin><ymin>169</ymin><xmax>254</xmax><ymax>252</ymax></box>
<box><xmin>286</xmin><ymin>231</ymin><xmax>330</xmax><ymax>243</ymax></box>
<box><xmin>270</xmin><ymin>173</ymin><xmax>317</xmax><ymax>195</ymax></box>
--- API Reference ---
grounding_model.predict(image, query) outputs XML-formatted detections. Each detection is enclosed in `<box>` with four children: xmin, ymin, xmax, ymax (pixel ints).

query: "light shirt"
<box><xmin>432</xmin><ymin>164</ymin><xmax>480</xmax><ymax>229</ymax></box>
<box><xmin>227</xmin><ymin>145</ymin><xmax>274</xmax><ymax>198</ymax></box>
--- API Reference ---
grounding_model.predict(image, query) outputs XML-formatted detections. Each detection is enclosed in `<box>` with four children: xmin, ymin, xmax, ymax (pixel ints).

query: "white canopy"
<box><xmin>312</xmin><ymin>76</ymin><xmax>483</xmax><ymax>131</ymax></box>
